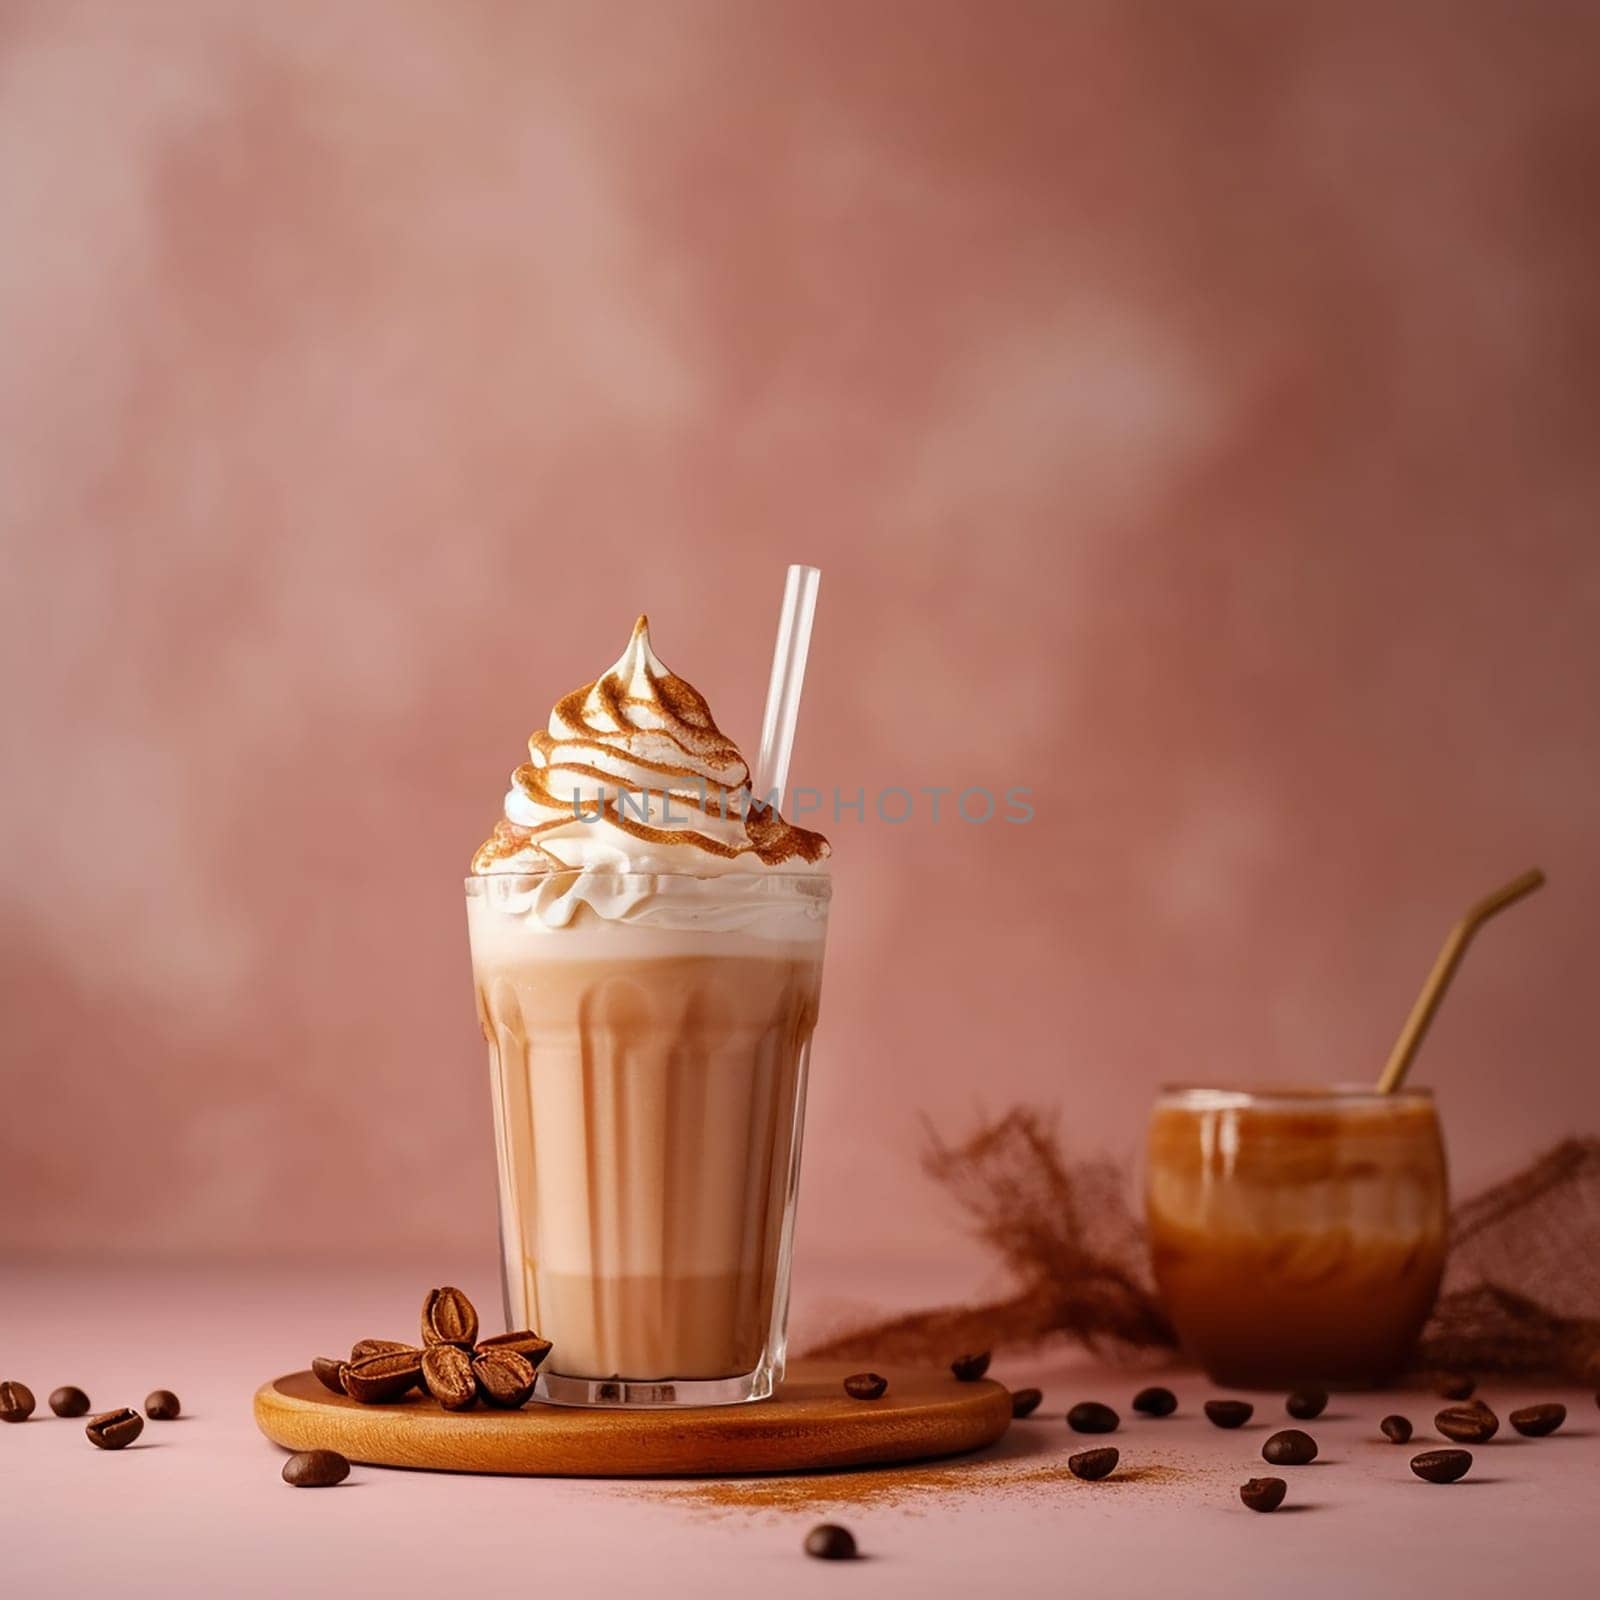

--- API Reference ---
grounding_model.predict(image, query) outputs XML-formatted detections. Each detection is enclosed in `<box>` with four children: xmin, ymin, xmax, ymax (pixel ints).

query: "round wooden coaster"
<box><xmin>253</xmin><ymin>1360</ymin><xmax>1011</xmax><ymax>1477</ymax></box>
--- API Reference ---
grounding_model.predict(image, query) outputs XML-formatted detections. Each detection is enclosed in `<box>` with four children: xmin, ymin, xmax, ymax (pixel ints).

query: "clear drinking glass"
<box><xmin>1146</xmin><ymin>1085</ymin><xmax>1448</xmax><ymax>1388</ymax></box>
<box><xmin>466</xmin><ymin>869</ymin><xmax>829</xmax><ymax>1407</ymax></box>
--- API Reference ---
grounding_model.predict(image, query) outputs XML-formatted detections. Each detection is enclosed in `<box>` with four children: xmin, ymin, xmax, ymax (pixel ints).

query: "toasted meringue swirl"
<box><xmin>472</xmin><ymin>616</ymin><xmax>830</xmax><ymax>877</ymax></box>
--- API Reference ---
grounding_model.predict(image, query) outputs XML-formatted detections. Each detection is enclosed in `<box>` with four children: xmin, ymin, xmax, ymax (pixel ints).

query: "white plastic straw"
<box><xmin>752</xmin><ymin>564</ymin><xmax>821</xmax><ymax>806</ymax></box>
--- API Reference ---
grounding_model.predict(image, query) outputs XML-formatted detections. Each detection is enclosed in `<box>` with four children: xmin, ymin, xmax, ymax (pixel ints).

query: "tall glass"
<box><xmin>1146</xmin><ymin>1086</ymin><xmax>1448</xmax><ymax>1388</ymax></box>
<box><xmin>466</xmin><ymin>869</ymin><xmax>829</xmax><ymax>1407</ymax></box>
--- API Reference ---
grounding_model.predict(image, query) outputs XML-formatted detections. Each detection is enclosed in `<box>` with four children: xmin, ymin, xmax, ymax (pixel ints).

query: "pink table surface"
<box><xmin>2</xmin><ymin>1260</ymin><xmax>1596</xmax><ymax>1599</ymax></box>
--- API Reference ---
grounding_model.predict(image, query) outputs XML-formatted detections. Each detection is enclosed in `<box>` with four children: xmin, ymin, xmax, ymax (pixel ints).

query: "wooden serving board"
<box><xmin>253</xmin><ymin>1360</ymin><xmax>1011</xmax><ymax>1477</ymax></box>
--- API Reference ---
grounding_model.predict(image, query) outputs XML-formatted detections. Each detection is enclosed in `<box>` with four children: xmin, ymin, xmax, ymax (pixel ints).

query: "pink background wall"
<box><xmin>3</xmin><ymin>1</ymin><xmax>1598</xmax><ymax>1277</ymax></box>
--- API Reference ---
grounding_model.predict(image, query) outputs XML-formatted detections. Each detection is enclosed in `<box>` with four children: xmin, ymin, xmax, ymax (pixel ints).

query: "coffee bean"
<box><xmin>145</xmin><ymin>1390</ymin><xmax>181</xmax><ymax>1421</ymax></box>
<box><xmin>1132</xmin><ymin>1386</ymin><xmax>1177</xmax><ymax>1417</ymax></box>
<box><xmin>1410</xmin><ymin>1448</ymin><xmax>1472</xmax><ymax>1483</ymax></box>
<box><xmin>472</xmin><ymin>1348</ymin><xmax>537</xmax><ymax>1409</ymax></box>
<box><xmin>1434</xmin><ymin>1373</ymin><xmax>1475</xmax><ymax>1400</ymax></box>
<box><xmin>1204</xmin><ymin>1399</ymin><xmax>1253</xmax><ymax>1429</ymax></box>
<box><xmin>421</xmin><ymin>1344</ymin><xmax>478</xmax><ymax>1411</ymax></box>
<box><xmin>347</xmin><ymin>1341</ymin><xmax>423</xmax><ymax>1394</ymax></box>
<box><xmin>1010</xmin><ymin>1387</ymin><xmax>1043</xmax><ymax>1419</ymax></box>
<box><xmin>804</xmin><ymin>1523</ymin><xmax>857</xmax><ymax>1561</ymax></box>
<box><xmin>49</xmin><ymin>1386</ymin><xmax>90</xmax><ymax>1418</ymax></box>
<box><xmin>1262</xmin><ymin>1428</ymin><xmax>1318</xmax><ymax>1465</ymax></box>
<box><xmin>421</xmin><ymin>1286</ymin><xmax>479</xmax><ymax>1348</ymax></box>
<box><xmin>1</xmin><ymin>1381</ymin><xmax>37</xmax><ymax>1422</ymax></box>
<box><xmin>1435</xmin><ymin>1403</ymin><xmax>1498</xmax><ymax>1443</ymax></box>
<box><xmin>1067</xmin><ymin>1401</ymin><xmax>1119</xmax><ymax>1434</ymax></box>
<box><xmin>950</xmin><ymin>1352</ymin><xmax>991</xmax><ymax>1382</ymax></box>
<box><xmin>1068</xmin><ymin>1447</ymin><xmax>1119</xmax><ymax>1481</ymax></box>
<box><xmin>350</xmin><ymin>1338</ymin><xmax>415</xmax><ymax>1362</ymax></box>
<box><xmin>1240</xmin><ymin>1476</ymin><xmax>1287</xmax><ymax>1512</ymax></box>
<box><xmin>1285</xmin><ymin>1388</ymin><xmax>1327</xmax><ymax>1420</ymax></box>
<box><xmin>843</xmin><ymin>1373</ymin><xmax>887</xmax><ymax>1401</ymax></box>
<box><xmin>1509</xmin><ymin>1403</ymin><xmax>1566</xmax><ymax>1437</ymax></box>
<box><xmin>282</xmin><ymin>1449</ymin><xmax>350</xmax><ymax>1487</ymax></box>
<box><xmin>312</xmin><ymin>1357</ymin><xmax>349</xmax><ymax>1395</ymax></box>
<box><xmin>475</xmin><ymin>1331</ymin><xmax>553</xmax><ymax>1371</ymax></box>
<box><xmin>85</xmin><ymin>1408</ymin><xmax>144</xmax><ymax>1450</ymax></box>
<box><xmin>343</xmin><ymin>1348</ymin><xmax>423</xmax><ymax>1404</ymax></box>
<box><xmin>1380</xmin><ymin>1415</ymin><xmax>1413</xmax><ymax>1444</ymax></box>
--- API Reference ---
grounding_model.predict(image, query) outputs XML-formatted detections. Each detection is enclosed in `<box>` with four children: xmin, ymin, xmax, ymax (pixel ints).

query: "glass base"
<box><xmin>535</xmin><ymin>1362</ymin><xmax>776</xmax><ymax>1409</ymax></box>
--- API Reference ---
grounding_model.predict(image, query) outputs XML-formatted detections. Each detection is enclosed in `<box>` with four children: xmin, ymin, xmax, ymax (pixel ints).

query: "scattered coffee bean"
<box><xmin>1067</xmin><ymin>1401</ymin><xmax>1119</xmax><ymax>1434</ymax></box>
<box><xmin>1010</xmin><ymin>1387</ymin><xmax>1043</xmax><ymax>1419</ymax></box>
<box><xmin>421</xmin><ymin>1344</ymin><xmax>478</xmax><ymax>1411</ymax></box>
<box><xmin>312</xmin><ymin>1357</ymin><xmax>349</xmax><ymax>1395</ymax></box>
<box><xmin>1435</xmin><ymin>1403</ymin><xmax>1498</xmax><ymax>1443</ymax></box>
<box><xmin>1285</xmin><ymin>1388</ymin><xmax>1327</xmax><ymax>1420</ymax></box>
<box><xmin>282</xmin><ymin>1449</ymin><xmax>350</xmax><ymax>1487</ymax></box>
<box><xmin>1380</xmin><ymin>1415</ymin><xmax>1413</xmax><ymax>1444</ymax></box>
<box><xmin>804</xmin><ymin>1523</ymin><xmax>857</xmax><ymax>1561</ymax></box>
<box><xmin>145</xmin><ymin>1390</ymin><xmax>181</xmax><ymax>1421</ymax></box>
<box><xmin>85</xmin><ymin>1408</ymin><xmax>144</xmax><ymax>1450</ymax></box>
<box><xmin>472</xmin><ymin>1348</ymin><xmax>537</xmax><ymax>1409</ymax></box>
<box><xmin>1239</xmin><ymin>1476</ymin><xmax>1287</xmax><ymax>1513</ymax></box>
<box><xmin>950</xmin><ymin>1352</ymin><xmax>991</xmax><ymax>1382</ymax></box>
<box><xmin>343</xmin><ymin>1348</ymin><xmax>424</xmax><ymax>1404</ymax></box>
<box><xmin>1204</xmin><ymin>1399</ymin><xmax>1253</xmax><ymax>1429</ymax></box>
<box><xmin>1068</xmin><ymin>1447</ymin><xmax>1119</xmax><ymax>1481</ymax></box>
<box><xmin>1509</xmin><ymin>1403</ymin><xmax>1566</xmax><ymax>1437</ymax></box>
<box><xmin>421</xmin><ymin>1286</ymin><xmax>479</xmax><ymax>1348</ymax></box>
<box><xmin>1434</xmin><ymin>1373</ymin><xmax>1475</xmax><ymax>1400</ymax></box>
<box><xmin>1132</xmin><ymin>1385</ymin><xmax>1177</xmax><ymax>1418</ymax></box>
<box><xmin>0</xmin><ymin>1381</ymin><xmax>36</xmax><ymax>1423</ymax></box>
<box><xmin>1262</xmin><ymin>1428</ymin><xmax>1318</xmax><ymax>1465</ymax></box>
<box><xmin>844</xmin><ymin>1373</ymin><xmax>888</xmax><ymax>1401</ymax></box>
<box><xmin>1410</xmin><ymin>1448</ymin><xmax>1472</xmax><ymax>1483</ymax></box>
<box><xmin>49</xmin><ymin>1386</ymin><xmax>90</xmax><ymax>1418</ymax></box>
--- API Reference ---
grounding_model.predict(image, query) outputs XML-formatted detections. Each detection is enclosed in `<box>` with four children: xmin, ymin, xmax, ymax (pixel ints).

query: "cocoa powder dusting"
<box><xmin>625</xmin><ymin>1454</ymin><xmax>1204</xmax><ymax>1519</ymax></box>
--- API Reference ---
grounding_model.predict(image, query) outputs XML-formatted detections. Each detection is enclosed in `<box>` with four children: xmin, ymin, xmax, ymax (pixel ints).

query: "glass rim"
<box><xmin>1156</xmin><ymin>1083</ymin><xmax>1435</xmax><ymax>1110</ymax></box>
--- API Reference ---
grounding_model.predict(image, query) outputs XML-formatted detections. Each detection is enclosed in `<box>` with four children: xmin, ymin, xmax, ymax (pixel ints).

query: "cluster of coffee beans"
<box><xmin>652</xmin><ymin>1360</ymin><xmax>1594</xmax><ymax>1562</ymax></box>
<box><xmin>1</xmin><ymin>1380</ymin><xmax>181</xmax><ymax>1450</ymax></box>
<box><xmin>313</xmin><ymin>1287</ymin><xmax>551</xmax><ymax>1412</ymax></box>
<box><xmin>2</xmin><ymin>1371</ymin><xmax>354</xmax><ymax>1488</ymax></box>
<box><xmin>981</xmin><ymin>1368</ymin><xmax>1589</xmax><ymax>1514</ymax></box>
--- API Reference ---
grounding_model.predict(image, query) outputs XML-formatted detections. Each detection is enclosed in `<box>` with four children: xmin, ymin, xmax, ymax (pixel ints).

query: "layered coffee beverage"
<box><xmin>1146</xmin><ymin>1087</ymin><xmax>1447</xmax><ymax>1388</ymax></box>
<box><xmin>467</xmin><ymin>617</ymin><xmax>829</xmax><ymax>1406</ymax></box>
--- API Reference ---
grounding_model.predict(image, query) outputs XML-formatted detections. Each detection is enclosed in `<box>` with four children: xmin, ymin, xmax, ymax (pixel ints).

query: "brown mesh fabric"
<box><xmin>1421</xmin><ymin>1139</ymin><xmax>1600</xmax><ymax>1379</ymax></box>
<box><xmin>803</xmin><ymin>1112</ymin><xmax>1600</xmax><ymax>1382</ymax></box>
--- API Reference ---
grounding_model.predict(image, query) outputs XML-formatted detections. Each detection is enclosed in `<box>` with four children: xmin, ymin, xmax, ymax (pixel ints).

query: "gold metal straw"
<box><xmin>1377</xmin><ymin>867</ymin><xmax>1546</xmax><ymax>1094</ymax></box>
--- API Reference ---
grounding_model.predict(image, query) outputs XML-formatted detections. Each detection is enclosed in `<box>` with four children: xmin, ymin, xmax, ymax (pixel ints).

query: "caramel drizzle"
<box><xmin>471</xmin><ymin>617</ymin><xmax>830</xmax><ymax>871</ymax></box>
<box><xmin>522</xmin><ymin>737</ymin><xmax>744</xmax><ymax>798</ymax></box>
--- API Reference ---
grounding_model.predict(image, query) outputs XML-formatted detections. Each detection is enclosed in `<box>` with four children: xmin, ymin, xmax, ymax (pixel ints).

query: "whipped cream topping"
<box><xmin>472</xmin><ymin>617</ymin><xmax>830</xmax><ymax>877</ymax></box>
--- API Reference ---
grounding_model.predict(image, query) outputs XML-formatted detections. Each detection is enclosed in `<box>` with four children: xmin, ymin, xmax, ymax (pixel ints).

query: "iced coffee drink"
<box><xmin>1146</xmin><ymin>1087</ymin><xmax>1447</xmax><ymax>1388</ymax></box>
<box><xmin>466</xmin><ymin>617</ymin><xmax>830</xmax><ymax>1406</ymax></box>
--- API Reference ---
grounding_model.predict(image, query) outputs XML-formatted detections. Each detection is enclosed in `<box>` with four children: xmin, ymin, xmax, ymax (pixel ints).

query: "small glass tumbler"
<box><xmin>1146</xmin><ymin>1085</ymin><xmax>1448</xmax><ymax>1388</ymax></box>
<box><xmin>466</xmin><ymin>869</ymin><xmax>829</xmax><ymax>1407</ymax></box>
